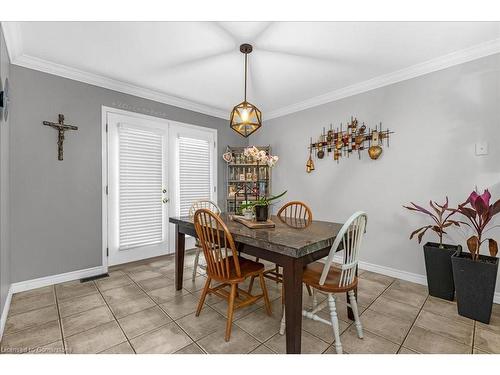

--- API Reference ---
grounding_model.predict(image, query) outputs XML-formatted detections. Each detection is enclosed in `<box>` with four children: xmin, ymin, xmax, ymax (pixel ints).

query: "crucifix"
<box><xmin>42</xmin><ymin>114</ymin><xmax>78</xmax><ymax>160</ymax></box>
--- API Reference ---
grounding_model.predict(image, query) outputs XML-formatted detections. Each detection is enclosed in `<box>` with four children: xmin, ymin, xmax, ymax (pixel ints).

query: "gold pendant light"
<box><xmin>230</xmin><ymin>44</ymin><xmax>262</xmax><ymax>138</ymax></box>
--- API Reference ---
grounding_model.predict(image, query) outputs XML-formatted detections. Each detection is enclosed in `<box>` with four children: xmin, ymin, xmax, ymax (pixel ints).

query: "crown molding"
<box><xmin>265</xmin><ymin>38</ymin><xmax>500</xmax><ymax>120</ymax></box>
<box><xmin>13</xmin><ymin>54</ymin><xmax>229</xmax><ymax>119</ymax></box>
<box><xmin>1</xmin><ymin>21</ymin><xmax>23</xmax><ymax>62</ymax></box>
<box><xmin>3</xmin><ymin>20</ymin><xmax>500</xmax><ymax>121</ymax></box>
<box><xmin>1</xmin><ymin>22</ymin><xmax>229</xmax><ymax>119</ymax></box>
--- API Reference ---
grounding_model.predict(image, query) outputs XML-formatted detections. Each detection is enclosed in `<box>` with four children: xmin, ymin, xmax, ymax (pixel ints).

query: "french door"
<box><xmin>107</xmin><ymin>112</ymin><xmax>170</xmax><ymax>266</ymax></box>
<box><xmin>105</xmin><ymin>108</ymin><xmax>217</xmax><ymax>266</ymax></box>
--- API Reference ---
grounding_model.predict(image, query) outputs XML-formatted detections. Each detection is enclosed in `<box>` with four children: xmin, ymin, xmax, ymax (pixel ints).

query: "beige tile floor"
<box><xmin>1</xmin><ymin>251</ymin><xmax>499</xmax><ymax>354</ymax></box>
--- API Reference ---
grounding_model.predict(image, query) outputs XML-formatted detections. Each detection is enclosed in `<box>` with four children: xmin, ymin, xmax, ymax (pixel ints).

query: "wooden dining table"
<box><xmin>169</xmin><ymin>213</ymin><xmax>355</xmax><ymax>354</ymax></box>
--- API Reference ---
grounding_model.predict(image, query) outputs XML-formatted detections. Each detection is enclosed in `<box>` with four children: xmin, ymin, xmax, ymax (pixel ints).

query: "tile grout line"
<box><xmin>53</xmin><ymin>285</ymin><xmax>68</xmax><ymax>354</ymax></box>
<box><xmin>342</xmin><ymin>277</ymin><xmax>406</xmax><ymax>352</ymax></box>
<box><xmin>94</xmin><ymin>276</ymin><xmax>138</xmax><ymax>354</ymax></box>
<box><xmin>167</xmin><ymin>272</ymin><xmax>285</xmax><ymax>352</ymax></box>
<box><xmin>397</xmin><ymin>294</ymin><xmax>430</xmax><ymax>353</ymax></box>
<box><xmin>410</xmin><ymin>304</ymin><xmax>476</xmax><ymax>349</ymax></box>
<box><xmin>127</xmin><ymin>269</ymin><xmax>206</xmax><ymax>353</ymax></box>
<box><xmin>23</xmin><ymin>254</ymin><xmax>491</xmax><ymax>355</ymax></box>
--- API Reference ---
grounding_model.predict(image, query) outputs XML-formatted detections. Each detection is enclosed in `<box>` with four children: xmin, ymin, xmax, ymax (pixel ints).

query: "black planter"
<box><xmin>423</xmin><ymin>242</ymin><xmax>460</xmax><ymax>301</ymax></box>
<box><xmin>451</xmin><ymin>250</ymin><xmax>499</xmax><ymax>324</ymax></box>
<box><xmin>254</xmin><ymin>205</ymin><xmax>269</xmax><ymax>222</ymax></box>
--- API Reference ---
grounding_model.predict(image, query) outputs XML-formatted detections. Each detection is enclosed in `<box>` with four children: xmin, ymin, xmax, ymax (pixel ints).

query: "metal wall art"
<box><xmin>306</xmin><ymin>117</ymin><xmax>393</xmax><ymax>173</ymax></box>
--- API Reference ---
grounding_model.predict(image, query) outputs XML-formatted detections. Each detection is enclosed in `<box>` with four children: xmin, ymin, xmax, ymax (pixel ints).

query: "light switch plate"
<box><xmin>475</xmin><ymin>142</ymin><xmax>488</xmax><ymax>156</ymax></box>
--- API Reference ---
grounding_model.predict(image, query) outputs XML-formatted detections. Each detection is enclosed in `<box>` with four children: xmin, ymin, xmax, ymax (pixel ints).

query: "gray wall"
<box><xmin>10</xmin><ymin>65</ymin><xmax>246</xmax><ymax>283</ymax></box>
<box><xmin>0</xmin><ymin>26</ymin><xmax>11</xmax><ymax>321</ymax></box>
<box><xmin>252</xmin><ymin>54</ymin><xmax>500</xmax><ymax>291</ymax></box>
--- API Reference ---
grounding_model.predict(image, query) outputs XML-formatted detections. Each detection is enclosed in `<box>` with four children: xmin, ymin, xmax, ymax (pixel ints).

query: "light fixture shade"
<box><xmin>230</xmin><ymin>101</ymin><xmax>262</xmax><ymax>138</ymax></box>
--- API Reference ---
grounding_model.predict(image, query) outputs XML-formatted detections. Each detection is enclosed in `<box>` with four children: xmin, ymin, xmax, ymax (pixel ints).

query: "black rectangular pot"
<box><xmin>254</xmin><ymin>205</ymin><xmax>269</xmax><ymax>222</ymax></box>
<box><xmin>451</xmin><ymin>251</ymin><xmax>499</xmax><ymax>324</ymax></box>
<box><xmin>423</xmin><ymin>242</ymin><xmax>459</xmax><ymax>301</ymax></box>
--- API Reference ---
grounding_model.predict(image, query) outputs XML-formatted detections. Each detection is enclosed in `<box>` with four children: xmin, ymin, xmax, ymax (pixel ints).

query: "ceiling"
<box><xmin>3</xmin><ymin>21</ymin><xmax>500</xmax><ymax>119</ymax></box>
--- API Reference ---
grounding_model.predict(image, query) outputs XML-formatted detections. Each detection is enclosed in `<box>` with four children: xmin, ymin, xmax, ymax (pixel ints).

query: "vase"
<box><xmin>254</xmin><ymin>205</ymin><xmax>269</xmax><ymax>222</ymax></box>
<box><xmin>451</xmin><ymin>250</ymin><xmax>499</xmax><ymax>324</ymax></box>
<box><xmin>423</xmin><ymin>242</ymin><xmax>460</xmax><ymax>301</ymax></box>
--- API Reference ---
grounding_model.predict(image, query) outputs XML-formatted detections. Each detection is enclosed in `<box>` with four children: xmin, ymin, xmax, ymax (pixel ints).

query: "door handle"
<box><xmin>163</xmin><ymin>198</ymin><xmax>169</xmax><ymax>204</ymax></box>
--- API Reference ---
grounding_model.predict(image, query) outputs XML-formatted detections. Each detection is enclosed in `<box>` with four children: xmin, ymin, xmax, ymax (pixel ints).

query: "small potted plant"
<box><xmin>241</xmin><ymin>191</ymin><xmax>287</xmax><ymax>222</ymax></box>
<box><xmin>403</xmin><ymin>197</ymin><xmax>461</xmax><ymax>301</ymax></box>
<box><xmin>451</xmin><ymin>189</ymin><xmax>499</xmax><ymax>324</ymax></box>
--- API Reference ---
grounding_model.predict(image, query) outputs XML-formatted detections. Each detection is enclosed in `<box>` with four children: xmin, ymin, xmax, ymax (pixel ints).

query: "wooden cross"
<box><xmin>42</xmin><ymin>114</ymin><xmax>78</xmax><ymax>160</ymax></box>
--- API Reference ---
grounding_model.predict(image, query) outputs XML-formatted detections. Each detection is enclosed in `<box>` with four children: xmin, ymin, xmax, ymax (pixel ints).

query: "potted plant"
<box><xmin>451</xmin><ymin>189</ymin><xmax>500</xmax><ymax>323</ymax></box>
<box><xmin>403</xmin><ymin>197</ymin><xmax>461</xmax><ymax>301</ymax></box>
<box><xmin>241</xmin><ymin>191</ymin><xmax>287</xmax><ymax>222</ymax></box>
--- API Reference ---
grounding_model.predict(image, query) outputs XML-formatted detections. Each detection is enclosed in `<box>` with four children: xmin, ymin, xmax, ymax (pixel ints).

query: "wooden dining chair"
<box><xmin>248</xmin><ymin>201</ymin><xmax>313</xmax><ymax>293</ymax></box>
<box><xmin>193</xmin><ymin>209</ymin><xmax>272</xmax><ymax>341</ymax></box>
<box><xmin>279</xmin><ymin>211</ymin><xmax>367</xmax><ymax>354</ymax></box>
<box><xmin>277</xmin><ymin>200</ymin><xmax>313</xmax><ymax>228</ymax></box>
<box><xmin>188</xmin><ymin>200</ymin><xmax>221</xmax><ymax>281</ymax></box>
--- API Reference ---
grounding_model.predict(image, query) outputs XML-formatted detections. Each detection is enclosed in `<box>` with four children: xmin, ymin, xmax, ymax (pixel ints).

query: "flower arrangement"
<box><xmin>454</xmin><ymin>189</ymin><xmax>500</xmax><ymax>261</ymax></box>
<box><xmin>243</xmin><ymin>146</ymin><xmax>279</xmax><ymax>167</ymax></box>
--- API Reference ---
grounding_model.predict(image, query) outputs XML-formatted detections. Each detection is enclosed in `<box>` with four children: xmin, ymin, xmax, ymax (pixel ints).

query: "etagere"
<box><xmin>225</xmin><ymin>145</ymin><xmax>272</xmax><ymax>214</ymax></box>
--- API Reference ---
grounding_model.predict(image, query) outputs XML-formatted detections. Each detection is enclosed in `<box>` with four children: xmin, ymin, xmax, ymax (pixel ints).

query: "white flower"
<box><xmin>267</xmin><ymin>155</ymin><xmax>279</xmax><ymax>167</ymax></box>
<box><xmin>242</xmin><ymin>146</ymin><xmax>279</xmax><ymax>167</ymax></box>
<box><xmin>257</xmin><ymin>150</ymin><xmax>267</xmax><ymax>162</ymax></box>
<box><xmin>243</xmin><ymin>146</ymin><xmax>261</xmax><ymax>160</ymax></box>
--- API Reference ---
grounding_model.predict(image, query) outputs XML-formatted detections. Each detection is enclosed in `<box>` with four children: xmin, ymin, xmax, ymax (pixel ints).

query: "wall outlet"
<box><xmin>475</xmin><ymin>142</ymin><xmax>488</xmax><ymax>156</ymax></box>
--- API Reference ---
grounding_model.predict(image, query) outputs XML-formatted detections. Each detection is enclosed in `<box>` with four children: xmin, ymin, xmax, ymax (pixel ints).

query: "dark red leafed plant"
<box><xmin>403</xmin><ymin>197</ymin><xmax>460</xmax><ymax>248</ymax></box>
<box><xmin>454</xmin><ymin>189</ymin><xmax>500</xmax><ymax>261</ymax></box>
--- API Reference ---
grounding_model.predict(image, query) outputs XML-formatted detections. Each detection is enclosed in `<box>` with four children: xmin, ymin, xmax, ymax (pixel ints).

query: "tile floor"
<box><xmin>1</xmin><ymin>251</ymin><xmax>499</xmax><ymax>354</ymax></box>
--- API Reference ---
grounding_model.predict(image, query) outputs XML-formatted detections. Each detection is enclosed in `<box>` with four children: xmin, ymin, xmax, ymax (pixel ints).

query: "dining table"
<box><xmin>169</xmin><ymin>213</ymin><xmax>356</xmax><ymax>354</ymax></box>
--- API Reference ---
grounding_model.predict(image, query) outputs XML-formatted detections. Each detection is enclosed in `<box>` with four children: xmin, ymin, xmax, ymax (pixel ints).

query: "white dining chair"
<box><xmin>279</xmin><ymin>211</ymin><xmax>367</xmax><ymax>354</ymax></box>
<box><xmin>188</xmin><ymin>200</ymin><xmax>221</xmax><ymax>281</ymax></box>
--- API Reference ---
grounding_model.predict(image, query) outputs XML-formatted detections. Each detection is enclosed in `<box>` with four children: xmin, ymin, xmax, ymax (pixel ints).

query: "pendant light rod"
<box><xmin>240</xmin><ymin>43</ymin><xmax>252</xmax><ymax>102</ymax></box>
<box><xmin>244</xmin><ymin>52</ymin><xmax>247</xmax><ymax>102</ymax></box>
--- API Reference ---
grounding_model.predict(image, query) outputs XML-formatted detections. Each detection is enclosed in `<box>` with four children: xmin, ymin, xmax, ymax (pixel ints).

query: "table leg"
<box><xmin>283</xmin><ymin>258</ymin><xmax>304</xmax><ymax>354</ymax></box>
<box><xmin>175</xmin><ymin>225</ymin><xmax>185</xmax><ymax>291</ymax></box>
<box><xmin>346</xmin><ymin>266</ymin><xmax>359</xmax><ymax>320</ymax></box>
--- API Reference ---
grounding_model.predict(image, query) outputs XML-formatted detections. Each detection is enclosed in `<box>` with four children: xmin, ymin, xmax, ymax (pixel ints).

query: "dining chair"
<box><xmin>188</xmin><ymin>200</ymin><xmax>221</xmax><ymax>281</ymax></box>
<box><xmin>248</xmin><ymin>201</ymin><xmax>313</xmax><ymax>293</ymax></box>
<box><xmin>279</xmin><ymin>211</ymin><xmax>367</xmax><ymax>354</ymax></box>
<box><xmin>193</xmin><ymin>209</ymin><xmax>272</xmax><ymax>341</ymax></box>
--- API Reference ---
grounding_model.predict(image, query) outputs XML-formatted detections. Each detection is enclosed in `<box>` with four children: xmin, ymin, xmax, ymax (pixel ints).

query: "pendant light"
<box><xmin>230</xmin><ymin>44</ymin><xmax>262</xmax><ymax>138</ymax></box>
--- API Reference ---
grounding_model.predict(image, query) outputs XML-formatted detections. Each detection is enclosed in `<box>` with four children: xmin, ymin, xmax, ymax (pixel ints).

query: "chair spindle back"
<box><xmin>189</xmin><ymin>200</ymin><xmax>221</xmax><ymax>219</ymax></box>
<box><xmin>277</xmin><ymin>201</ymin><xmax>313</xmax><ymax>228</ymax></box>
<box><xmin>319</xmin><ymin>211</ymin><xmax>367</xmax><ymax>288</ymax></box>
<box><xmin>193</xmin><ymin>209</ymin><xmax>241</xmax><ymax>281</ymax></box>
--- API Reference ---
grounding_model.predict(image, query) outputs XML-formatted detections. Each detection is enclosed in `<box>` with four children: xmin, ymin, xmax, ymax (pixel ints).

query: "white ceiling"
<box><xmin>4</xmin><ymin>21</ymin><xmax>500</xmax><ymax>119</ymax></box>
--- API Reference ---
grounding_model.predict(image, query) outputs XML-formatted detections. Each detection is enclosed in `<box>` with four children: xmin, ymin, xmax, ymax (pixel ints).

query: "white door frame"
<box><xmin>101</xmin><ymin>106</ymin><xmax>218</xmax><ymax>267</ymax></box>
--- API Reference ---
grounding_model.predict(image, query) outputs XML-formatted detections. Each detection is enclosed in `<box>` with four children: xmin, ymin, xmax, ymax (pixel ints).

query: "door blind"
<box><xmin>178</xmin><ymin>136</ymin><xmax>212</xmax><ymax>216</ymax></box>
<box><xmin>118</xmin><ymin>125</ymin><xmax>164</xmax><ymax>249</ymax></box>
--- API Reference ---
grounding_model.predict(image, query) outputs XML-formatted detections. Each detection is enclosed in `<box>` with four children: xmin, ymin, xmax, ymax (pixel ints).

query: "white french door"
<box><xmin>169</xmin><ymin>123</ymin><xmax>217</xmax><ymax>217</ymax></box>
<box><xmin>107</xmin><ymin>112</ymin><xmax>169</xmax><ymax>266</ymax></box>
<box><xmin>104</xmin><ymin>108</ymin><xmax>218</xmax><ymax>266</ymax></box>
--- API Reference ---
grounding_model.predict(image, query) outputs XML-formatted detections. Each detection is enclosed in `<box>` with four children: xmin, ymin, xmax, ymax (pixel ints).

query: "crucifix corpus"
<box><xmin>42</xmin><ymin>114</ymin><xmax>78</xmax><ymax>160</ymax></box>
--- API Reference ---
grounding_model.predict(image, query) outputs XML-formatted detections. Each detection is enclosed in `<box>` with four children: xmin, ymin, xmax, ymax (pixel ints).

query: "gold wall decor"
<box><xmin>305</xmin><ymin>117</ymin><xmax>393</xmax><ymax>171</ymax></box>
<box><xmin>306</xmin><ymin>138</ymin><xmax>315</xmax><ymax>173</ymax></box>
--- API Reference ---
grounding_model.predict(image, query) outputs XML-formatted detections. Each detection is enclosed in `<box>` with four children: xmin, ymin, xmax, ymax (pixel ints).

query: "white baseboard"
<box><xmin>10</xmin><ymin>265</ymin><xmax>108</xmax><ymax>294</ymax></box>
<box><xmin>333</xmin><ymin>254</ymin><xmax>500</xmax><ymax>304</ymax></box>
<box><xmin>0</xmin><ymin>286</ymin><xmax>13</xmax><ymax>341</ymax></box>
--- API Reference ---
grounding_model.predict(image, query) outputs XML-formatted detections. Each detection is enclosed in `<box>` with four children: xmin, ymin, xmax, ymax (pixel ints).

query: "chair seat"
<box><xmin>302</xmin><ymin>262</ymin><xmax>357</xmax><ymax>293</ymax></box>
<box><xmin>210</xmin><ymin>256</ymin><xmax>265</xmax><ymax>283</ymax></box>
